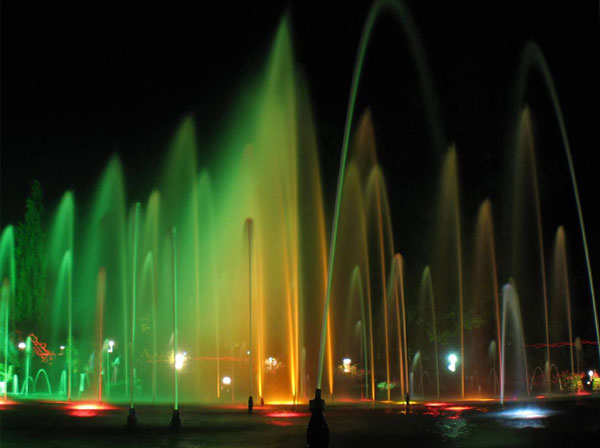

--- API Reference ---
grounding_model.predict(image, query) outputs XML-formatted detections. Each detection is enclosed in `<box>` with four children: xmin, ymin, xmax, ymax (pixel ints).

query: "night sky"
<box><xmin>2</xmin><ymin>2</ymin><xmax>599</xmax><ymax>326</ymax></box>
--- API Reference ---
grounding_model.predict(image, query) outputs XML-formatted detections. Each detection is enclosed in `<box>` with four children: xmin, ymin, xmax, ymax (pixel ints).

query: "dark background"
<box><xmin>2</xmin><ymin>1</ymin><xmax>599</xmax><ymax>333</ymax></box>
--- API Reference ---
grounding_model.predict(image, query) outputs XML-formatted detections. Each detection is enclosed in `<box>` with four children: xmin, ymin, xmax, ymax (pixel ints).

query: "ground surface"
<box><xmin>1</xmin><ymin>397</ymin><xmax>599</xmax><ymax>447</ymax></box>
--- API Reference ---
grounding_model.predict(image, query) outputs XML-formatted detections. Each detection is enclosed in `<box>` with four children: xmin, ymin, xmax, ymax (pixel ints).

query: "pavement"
<box><xmin>1</xmin><ymin>397</ymin><xmax>599</xmax><ymax>447</ymax></box>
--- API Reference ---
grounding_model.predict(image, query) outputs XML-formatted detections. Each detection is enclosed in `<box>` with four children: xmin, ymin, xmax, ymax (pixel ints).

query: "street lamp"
<box><xmin>342</xmin><ymin>358</ymin><xmax>352</xmax><ymax>373</ymax></box>
<box><xmin>175</xmin><ymin>352</ymin><xmax>186</xmax><ymax>371</ymax></box>
<box><xmin>447</xmin><ymin>353</ymin><xmax>458</xmax><ymax>372</ymax></box>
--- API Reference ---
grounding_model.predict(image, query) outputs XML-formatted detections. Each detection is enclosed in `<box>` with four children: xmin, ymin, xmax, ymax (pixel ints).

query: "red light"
<box><xmin>266</xmin><ymin>420</ymin><xmax>293</xmax><ymax>427</ymax></box>
<box><xmin>264</xmin><ymin>411</ymin><xmax>309</xmax><ymax>418</ymax></box>
<box><xmin>424</xmin><ymin>402</ymin><xmax>449</xmax><ymax>407</ymax></box>
<box><xmin>445</xmin><ymin>406</ymin><xmax>473</xmax><ymax>412</ymax></box>
<box><xmin>65</xmin><ymin>402</ymin><xmax>116</xmax><ymax>417</ymax></box>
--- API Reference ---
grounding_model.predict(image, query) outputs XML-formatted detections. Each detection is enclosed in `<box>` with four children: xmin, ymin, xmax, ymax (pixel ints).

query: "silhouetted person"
<box><xmin>248</xmin><ymin>395</ymin><xmax>253</xmax><ymax>414</ymax></box>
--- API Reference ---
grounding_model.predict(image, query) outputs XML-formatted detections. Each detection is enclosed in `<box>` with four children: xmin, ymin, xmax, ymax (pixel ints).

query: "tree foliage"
<box><xmin>15</xmin><ymin>180</ymin><xmax>47</xmax><ymax>332</ymax></box>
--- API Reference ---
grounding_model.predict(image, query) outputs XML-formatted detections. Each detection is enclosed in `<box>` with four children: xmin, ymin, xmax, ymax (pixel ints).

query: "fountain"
<box><xmin>500</xmin><ymin>281</ymin><xmax>529</xmax><ymax>405</ymax></box>
<box><xmin>0</xmin><ymin>4</ymin><xmax>595</xmax><ymax>437</ymax></box>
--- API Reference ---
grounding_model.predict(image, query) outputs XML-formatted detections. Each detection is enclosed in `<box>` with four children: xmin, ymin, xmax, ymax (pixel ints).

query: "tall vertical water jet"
<box><xmin>551</xmin><ymin>226</ymin><xmax>575</xmax><ymax>375</ymax></box>
<box><xmin>471</xmin><ymin>199</ymin><xmax>501</xmax><ymax>396</ymax></box>
<box><xmin>349</xmin><ymin>266</ymin><xmax>370</xmax><ymax>399</ymax></box>
<box><xmin>1</xmin><ymin>226</ymin><xmax>16</xmax><ymax>401</ymax></box>
<box><xmin>143</xmin><ymin>189</ymin><xmax>160</xmax><ymax>403</ymax></box>
<box><xmin>511</xmin><ymin>108</ymin><xmax>551</xmax><ymax>392</ymax></box>
<box><xmin>332</xmin><ymin>161</ymin><xmax>376</xmax><ymax>401</ymax></box>
<box><xmin>79</xmin><ymin>156</ymin><xmax>129</xmax><ymax>399</ymax></box>
<box><xmin>418</xmin><ymin>267</ymin><xmax>439</xmax><ymax>398</ymax></box>
<box><xmin>500</xmin><ymin>280</ymin><xmax>529</xmax><ymax>405</ymax></box>
<box><xmin>366</xmin><ymin>166</ymin><xmax>395</xmax><ymax>401</ymax></box>
<box><xmin>47</xmin><ymin>191</ymin><xmax>75</xmax><ymax>400</ymax></box>
<box><xmin>432</xmin><ymin>146</ymin><xmax>465</xmax><ymax>398</ymax></box>
<box><xmin>128</xmin><ymin>202</ymin><xmax>141</xmax><ymax>425</ymax></box>
<box><xmin>296</xmin><ymin>82</ymin><xmax>333</xmax><ymax>401</ymax></box>
<box><xmin>170</xmin><ymin>227</ymin><xmax>181</xmax><ymax>427</ymax></box>
<box><xmin>1</xmin><ymin>279</ymin><xmax>9</xmax><ymax>401</ymax></box>
<box><xmin>60</xmin><ymin>251</ymin><xmax>73</xmax><ymax>401</ymax></box>
<box><xmin>196</xmin><ymin>173</ymin><xmax>222</xmax><ymax>401</ymax></box>
<box><xmin>96</xmin><ymin>268</ymin><xmax>106</xmax><ymax>403</ymax></box>
<box><xmin>141</xmin><ymin>251</ymin><xmax>157</xmax><ymax>402</ymax></box>
<box><xmin>383</xmin><ymin>255</ymin><xmax>408</xmax><ymax>399</ymax></box>
<box><xmin>391</xmin><ymin>254</ymin><xmax>409</xmax><ymax>398</ymax></box>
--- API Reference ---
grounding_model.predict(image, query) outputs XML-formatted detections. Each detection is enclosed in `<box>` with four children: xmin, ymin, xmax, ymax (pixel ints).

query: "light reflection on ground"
<box><xmin>491</xmin><ymin>406</ymin><xmax>556</xmax><ymax>429</ymax></box>
<box><xmin>65</xmin><ymin>402</ymin><xmax>117</xmax><ymax>418</ymax></box>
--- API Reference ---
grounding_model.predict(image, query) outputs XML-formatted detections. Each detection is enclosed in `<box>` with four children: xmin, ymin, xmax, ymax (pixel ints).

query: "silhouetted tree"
<box><xmin>15</xmin><ymin>180</ymin><xmax>46</xmax><ymax>332</ymax></box>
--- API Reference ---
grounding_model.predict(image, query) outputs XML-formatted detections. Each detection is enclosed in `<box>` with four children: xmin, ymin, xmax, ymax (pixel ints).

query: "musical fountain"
<box><xmin>1</xmin><ymin>1</ymin><xmax>598</xmax><ymax>447</ymax></box>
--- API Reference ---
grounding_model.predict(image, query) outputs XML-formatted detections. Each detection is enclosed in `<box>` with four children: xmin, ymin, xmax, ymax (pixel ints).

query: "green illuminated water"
<box><xmin>1</xmin><ymin>1</ymin><xmax>597</xmax><ymax>408</ymax></box>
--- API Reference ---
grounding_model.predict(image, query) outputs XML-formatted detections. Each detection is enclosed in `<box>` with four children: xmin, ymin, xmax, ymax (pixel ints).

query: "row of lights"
<box><xmin>15</xmin><ymin>341</ymin><xmax>595</xmax><ymax>386</ymax></box>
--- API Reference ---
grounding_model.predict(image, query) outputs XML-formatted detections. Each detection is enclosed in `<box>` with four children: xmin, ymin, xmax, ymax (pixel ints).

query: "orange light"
<box><xmin>264</xmin><ymin>411</ymin><xmax>309</xmax><ymax>418</ymax></box>
<box><xmin>66</xmin><ymin>402</ymin><xmax>116</xmax><ymax>417</ymax></box>
<box><xmin>445</xmin><ymin>406</ymin><xmax>473</xmax><ymax>412</ymax></box>
<box><xmin>424</xmin><ymin>402</ymin><xmax>449</xmax><ymax>407</ymax></box>
<box><xmin>335</xmin><ymin>397</ymin><xmax>364</xmax><ymax>403</ymax></box>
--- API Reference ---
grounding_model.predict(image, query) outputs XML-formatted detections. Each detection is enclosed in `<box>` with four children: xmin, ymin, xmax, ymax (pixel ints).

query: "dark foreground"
<box><xmin>1</xmin><ymin>397</ymin><xmax>599</xmax><ymax>447</ymax></box>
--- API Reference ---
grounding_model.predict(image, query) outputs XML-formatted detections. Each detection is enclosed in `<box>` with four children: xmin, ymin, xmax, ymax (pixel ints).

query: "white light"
<box><xmin>175</xmin><ymin>352</ymin><xmax>185</xmax><ymax>370</ymax></box>
<box><xmin>0</xmin><ymin>381</ymin><xmax>6</xmax><ymax>394</ymax></box>
<box><xmin>343</xmin><ymin>358</ymin><xmax>352</xmax><ymax>373</ymax></box>
<box><xmin>265</xmin><ymin>357</ymin><xmax>277</xmax><ymax>370</ymax></box>
<box><xmin>447</xmin><ymin>353</ymin><xmax>458</xmax><ymax>372</ymax></box>
<box><xmin>108</xmin><ymin>340</ymin><xmax>115</xmax><ymax>353</ymax></box>
<box><xmin>60</xmin><ymin>345</ymin><xmax>65</xmax><ymax>350</ymax></box>
<box><xmin>222</xmin><ymin>376</ymin><xmax>231</xmax><ymax>385</ymax></box>
<box><xmin>502</xmin><ymin>407</ymin><xmax>551</xmax><ymax>419</ymax></box>
<box><xmin>588</xmin><ymin>370</ymin><xmax>594</xmax><ymax>377</ymax></box>
<box><xmin>18</xmin><ymin>342</ymin><xmax>26</xmax><ymax>350</ymax></box>
<box><xmin>247</xmin><ymin>350</ymin><xmax>251</xmax><ymax>355</ymax></box>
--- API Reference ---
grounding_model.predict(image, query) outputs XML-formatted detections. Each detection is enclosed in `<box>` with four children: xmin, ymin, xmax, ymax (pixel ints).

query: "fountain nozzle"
<box><xmin>126</xmin><ymin>407</ymin><xmax>137</xmax><ymax>428</ymax></box>
<box><xmin>307</xmin><ymin>388</ymin><xmax>329</xmax><ymax>448</ymax></box>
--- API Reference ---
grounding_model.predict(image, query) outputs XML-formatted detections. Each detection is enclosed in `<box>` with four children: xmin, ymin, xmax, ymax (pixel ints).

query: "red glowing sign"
<box><xmin>29</xmin><ymin>333</ymin><xmax>56</xmax><ymax>364</ymax></box>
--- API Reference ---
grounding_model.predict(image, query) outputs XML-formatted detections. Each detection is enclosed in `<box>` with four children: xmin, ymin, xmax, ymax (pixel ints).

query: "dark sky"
<box><xmin>2</xmin><ymin>0</ymin><xmax>599</xmax><ymax>312</ymax></box>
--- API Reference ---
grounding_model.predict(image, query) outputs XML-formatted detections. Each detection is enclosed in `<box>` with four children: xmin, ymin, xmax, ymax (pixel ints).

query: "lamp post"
<box><xmin>170</xmin><ymin>227</ymin><xmax>181</xmax><ymax>428</ymax></box>
<box><xmin>128</xmin><ymin>203</ymin><xmax>140</xmax><ymax>427</ymax></box>
<box><xmin>245</xmin><ymin>218</ymin><xmax>254</xmax><ymax>413</ymax></box>
<box><xmin>107</xmin><ymin>340</ymin><xmax>114</xmax><ymax>399</ymax></box>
